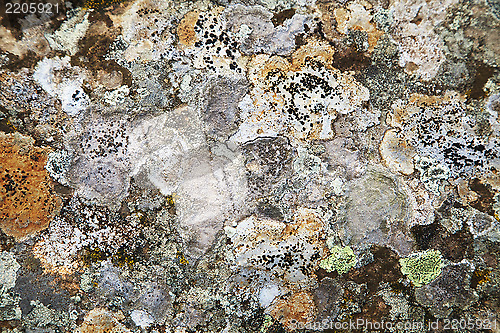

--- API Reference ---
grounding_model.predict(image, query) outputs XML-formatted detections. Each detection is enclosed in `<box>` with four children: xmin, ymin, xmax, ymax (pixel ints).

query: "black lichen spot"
<box><xmin>271</xmin><ymin>8</ymin><xmax>296</xmax><ymax>27</ymax></box>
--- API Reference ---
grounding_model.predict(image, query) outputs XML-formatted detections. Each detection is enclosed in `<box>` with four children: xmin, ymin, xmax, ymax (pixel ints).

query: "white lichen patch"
<box><xmin>0</xmin><ymin>252</ymin><xmax>20</xmax><ymax>292</ymax></box>
<box><xmin>110</xmin><ymin>0</ymin><xmax>177</xmax><ymax>62</ymax></box>
<box><xmin>225</xmin><ymin>4</ymin><xmax>311</xmax><ymax>56</ymax></box>
<box><xmin>390</xmin><ymin>0</ymin><xmax>458</xmax><ymax>80</ymax></box>
<box><xmin>127</xmin><ymin>106</ymin><xmax>248</xmax><ymax>257</ymax></box>
<box><xmin>380</xmin><ymin>129</ymin><xmax>416</xmax><ymax>175</ymax></box>
<box><xmin>45</xmin><ymin>150</ymin><xmax>72</xmax><ymax>186</ymax></box>
<box><xmin>232</xmin><ymin>41</ymin><xmax>370</xmax><ymax>143</ymax></box>
<box><xmin>178</xmin><ymin>7</ymin><xmax>246</xmax><ymax>76</ymax></box>
<box><xmin>103</xmin><ymin>85</ymin><xmax>130</xmax><ymax>106</ymax></box>
<box><xmin>389</xmin><ymin>92</ymin><xmax>500</xmax><ymax>178</ymax></box>
<box><xmin>130</xmin><ymin>309</ymin><xmax>155</xmax><ymax>329</ymax></box>
<box><xmin>33</xmin><ymin>56</ymin><xmax>89</xmax><ymax>116</ymax></box>
<box><xmin>397</xmin><ymin>34</ymin><xmax>445</xmax><ymax>80</ymax></box>
<box><xmin>44</xmin><ymin>10</ymin><xmax>89</xmax><ymax>56</ymax></box>
<box><xmin>32</xmin><ymin>199</ymin><xmax>141</xmax><ymax>276</ymax></box>
<box><xmin>227</xmin><ymin>207</ymin><xmax>325</xmax><ymax>289</ymax></box>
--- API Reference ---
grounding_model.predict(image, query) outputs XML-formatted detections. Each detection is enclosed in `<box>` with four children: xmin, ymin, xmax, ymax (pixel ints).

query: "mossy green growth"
<box><xmin>260</xmin><ymin>314</ymin><xmax>273</xmax><ymax>333</ymax></box>
<box><xmin>319</xmin><ymin>245</ymin><xmax>357</xmax><ymax>275</ymax></box>
<box><xmin>399</xmin><ymin>250</ymin><xmax>444</xmax><ymax>287</ymax></box>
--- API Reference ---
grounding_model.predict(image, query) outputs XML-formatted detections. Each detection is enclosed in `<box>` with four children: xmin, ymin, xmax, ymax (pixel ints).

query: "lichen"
<box><xmin>319</xmin><ymin>245</ymin><xmax>357</xmax><ymax>275</ymax></box>
<box><xmin>0</xmin><ymin>251</ymin><xmax>21</xmax><ymax>321</ymax></box>
<box><xmin>399</xmin><ymin>250</ymin><xmax>444</xmax><ymax>287</ymax></box>
<box><xmin>0</xmin><ymin>132</ymin><xmax>62</xmax><ymax>240</ymax></box>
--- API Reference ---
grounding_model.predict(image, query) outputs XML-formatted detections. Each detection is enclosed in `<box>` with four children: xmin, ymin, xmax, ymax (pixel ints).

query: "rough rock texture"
<box><xmin>0</xmin><ymin>0</ymin><xmax>499</xmax><ymax>331</ymax></box>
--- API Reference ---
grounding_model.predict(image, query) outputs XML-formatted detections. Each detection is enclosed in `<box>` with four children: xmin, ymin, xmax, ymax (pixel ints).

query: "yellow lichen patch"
<box><xmin>76</xmin><ymin>308</ymin><xmax>131</xmax><ymax>333</ymax></box>
<box><xmin>470</xmin><ymin>268</ymin><xmax>491</xmax><ymax>288</ymax></box>
<box><xmin>177</xmin><ymin>10</ymin><xmax>200</xmax><ymax>47</ymax></box>
<box><xmin>379</xmin><ymin>129</ymin><xmax>416</xmax><ymax>175</ymax></box>
<box><xmin>83</xmin><ymin>0</ymin><xmax>126</xmax><ymax>10</ymax></box>
<box><xmin>176</xmin><ymin>251</ymin><xmax>189</xmax><ymax>265</ymax></box>
<box><xmin>0</xmin><ymin>132</ymin><xmax>62</xmax><ymax>240</ymax></box>
<box><xmin>333</xmin><ymin>1</ymin><xmax>383</xmax><ymax>52</ymax></box>
<box><xmin>269</xmin><ymin>291</ymin><xmax>317</xmax><ymax>330</ymax></box>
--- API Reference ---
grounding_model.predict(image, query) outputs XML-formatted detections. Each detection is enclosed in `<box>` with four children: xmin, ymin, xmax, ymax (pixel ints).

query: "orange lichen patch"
<box><xmin>388</xmin><ymin>91</ymin><xmax>465</xmax><ymax>128</ymax></box>
<box><xmin>76</xmin><ymin>308</ymin><xmax>131</xmax><ymax>333</ymax></box>
<box><xmin>290</xmin><ymin>39</ymin><xmax>337</xmax><ymax>70</ymax></box>
<box><xmin>333</xmin><ymin>1</ymin><xmax>383</xmax><ymax>52</ymax></box>
<box><xmin>281</xmin><ymin>208</ymin><xmax>324</xmax><ymax>242</ymax></box>
<box><xmin>379</xmin><ymin>129</ymin><xmax>416</xmax><ymax>175</ymax></box>
<box><xmin>177</xmin><ymin>10</ymin><xmax>200</xmax><ymax>47</ymax></box>
<box><xmin>269</xmin><ymin>291</ymin><xmax>317</xmax><ymax>330</ymax></box>
<box><xmin>248</xmin><ymin>39</ymin><xmax>336</xmax><ymax>82</ymax></box>
<box><xmin>248</xmin><ymin>55</ymin><xmax>290</xmax><ymax>84</ymax></box>
<box><xmin>0</xmin><ymin>132</ymin><xmax>62</xmax><ymax>240</ymax></box>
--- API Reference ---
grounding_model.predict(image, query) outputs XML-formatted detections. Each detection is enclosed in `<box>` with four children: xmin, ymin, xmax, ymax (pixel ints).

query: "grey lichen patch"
<box><xmin>0</xmin><ymin>252</ymin><xmax>20</xmax><ymax>292</ymax></box>
<box><xmin>414</xmin><ymin>155</ymin><xmax>450</xmax><ymax>195</ymax></box>
<box><xmin>23</xmin><ymin>300</ymin><xmax>73</xmax><ymax>330</ymax></box>
<box><xmin>0</xmin><ymin>252</ymin><xmax>21</xmax><ymax>321</ymax></box>
<box><xmin>44</xmin><ymin>10</ymin><xmax>90</xmax><ymax>56</ymax></box>
<box><xmin>200</xmin><ymin>75</ymin><xmax>250</xmax><ymax>140</ymax></box>
<box><xmin>340</xmin><ymin>168</ymin><xmax>413</xmax><ymax>255</ymax></box>
<box><xmin>415</xmin><ymin>262</ymin><xmax>479</xmax><ymax>318</ymax></box>
<box><xmin>45</xmin><ymin>150</ymin><xmax>72</xmax><ymax>186</ymax></box>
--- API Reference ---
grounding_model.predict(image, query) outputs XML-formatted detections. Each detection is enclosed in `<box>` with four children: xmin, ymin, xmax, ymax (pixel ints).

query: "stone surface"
<box><xmin>0</xmin><ymin>0</ymin><xmax>499</xmax><ymax>331</ymax></box>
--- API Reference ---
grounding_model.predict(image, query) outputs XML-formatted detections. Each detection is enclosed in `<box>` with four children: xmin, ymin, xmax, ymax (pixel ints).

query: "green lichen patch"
<box><xmin>399</xmin><ymin>250</ymin><xmax>444</xmax><ymax>287</ymax></box>
<box><xmin>319</xmin><ymin>246</ymin><xmax>357</xmax><ymax>275</ymax></box>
